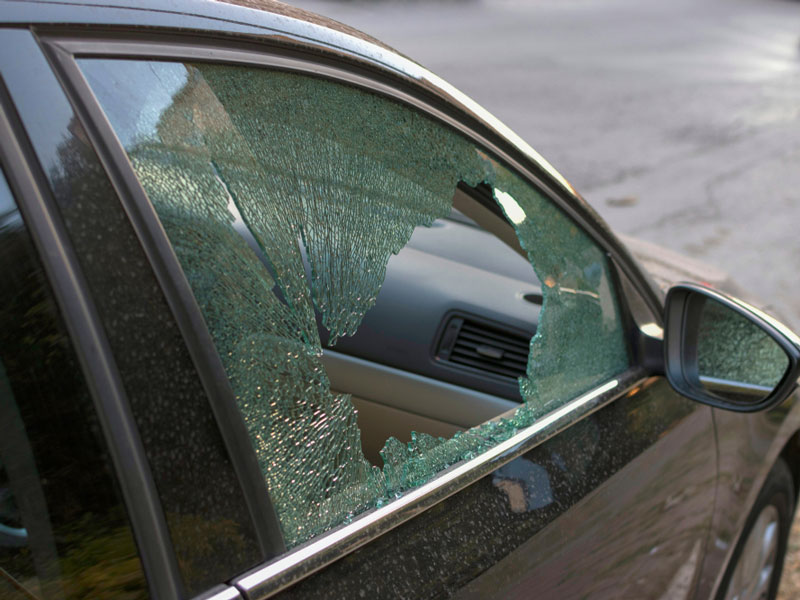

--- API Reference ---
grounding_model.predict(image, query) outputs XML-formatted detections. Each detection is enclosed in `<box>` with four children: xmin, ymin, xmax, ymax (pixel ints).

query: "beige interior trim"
<box><xmin>322</xmin><ymin>350</ymin><xmax>519</xmax><ymax>428</ymax></box>
<box><xmin>348</xmin><ymin>396</ymin><xmax>462</xmax><ymax>466</ymax></box>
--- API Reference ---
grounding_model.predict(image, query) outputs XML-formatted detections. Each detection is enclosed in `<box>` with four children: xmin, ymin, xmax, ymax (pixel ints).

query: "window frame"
<box><xmin>36</xmin><ymin>27</ymin><xmax>657</xmax><ymax>598</ymax></box>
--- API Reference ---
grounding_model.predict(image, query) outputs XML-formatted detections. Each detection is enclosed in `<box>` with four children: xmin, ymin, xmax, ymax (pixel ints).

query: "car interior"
<box><xmin>237</xmin><ymin>182</ymin><xmax>543</xmax><ymax>465</ymax></box>
<box><xmin>231</xmin><ymin>182</ymin><xmax>542</xmax><ymax>464</ymax></box>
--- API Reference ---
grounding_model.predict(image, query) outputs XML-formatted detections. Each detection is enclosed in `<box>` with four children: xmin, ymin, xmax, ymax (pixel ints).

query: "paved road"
<box><xmin>292</xmin><ymin>0</ymin><xmax>800</xmax><ymax>327</ymax></box>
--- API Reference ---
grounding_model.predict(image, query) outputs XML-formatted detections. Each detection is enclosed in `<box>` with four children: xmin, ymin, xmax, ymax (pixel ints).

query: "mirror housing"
<box><xmin>664</xmin><ymin>283</ymin><xmax>800</xmax><ymax>412</ymax></box>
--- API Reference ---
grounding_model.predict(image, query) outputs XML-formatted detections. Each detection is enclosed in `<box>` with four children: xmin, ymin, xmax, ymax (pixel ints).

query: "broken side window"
<box><xmin>79</xmin><ymin>59</ymin><xmax>630</xmax><ymax>548</ymax></box>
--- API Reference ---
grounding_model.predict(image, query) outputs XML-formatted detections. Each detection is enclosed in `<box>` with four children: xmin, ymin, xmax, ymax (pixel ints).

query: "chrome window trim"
<box><xmin>235</xmin><ymin>372</ymin><xmax>647</xmax><ymax>599</ymax></box>
<box><xmin>41</xmin><ymin>34</ymin><xmax>649</xmax><ymax>596</ymax></box>
<box><xmin>193</xmin><ymin>585</ymin><xmax>243</xmax><ymax>600</ymax></box>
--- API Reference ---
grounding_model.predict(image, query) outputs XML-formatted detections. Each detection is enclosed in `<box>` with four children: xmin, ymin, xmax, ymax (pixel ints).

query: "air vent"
<box><xmin>436</xmin><ymin>315</ymin><xmax>532</xmax><ymax>381</ymax></box>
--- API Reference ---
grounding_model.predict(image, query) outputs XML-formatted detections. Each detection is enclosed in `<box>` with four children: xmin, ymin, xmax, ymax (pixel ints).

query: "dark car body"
<box><xmin>0</xmin><ymin>1</ymin><xmax>799</xmax><ymax>600</ymax></box>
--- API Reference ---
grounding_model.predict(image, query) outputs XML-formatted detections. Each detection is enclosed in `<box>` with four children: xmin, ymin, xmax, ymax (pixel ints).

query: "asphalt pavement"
<box><xmin>290</xmin><ymin>0</ymin><xmax>800</xmax><ymax>328</ymax></box>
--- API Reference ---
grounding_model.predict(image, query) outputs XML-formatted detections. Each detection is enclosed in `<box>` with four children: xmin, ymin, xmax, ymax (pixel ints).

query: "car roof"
<box><xmin>217</xmin><ymin>0</ymin><xmax>398</xmax><ymax>53</ymax></box>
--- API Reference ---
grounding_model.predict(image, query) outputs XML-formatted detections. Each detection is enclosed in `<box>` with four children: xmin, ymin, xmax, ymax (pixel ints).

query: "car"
<box><xmin>0</xmin><ymin>1</ymin><xmax>799</xmax><ymax>599</ymax></box>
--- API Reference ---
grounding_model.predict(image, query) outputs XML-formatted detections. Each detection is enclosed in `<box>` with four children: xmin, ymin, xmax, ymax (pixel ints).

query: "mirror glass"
<box><xmin>694</xmin><ymin>297</ymin><xmax>790</xmax><ymax>402</ymax></box>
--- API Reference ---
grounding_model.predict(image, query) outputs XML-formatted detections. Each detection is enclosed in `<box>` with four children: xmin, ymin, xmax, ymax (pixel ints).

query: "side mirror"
<box><xmin>664</xmin><ymin>283</ymin><xmax>800</xmax><ymax>412</ymax></box>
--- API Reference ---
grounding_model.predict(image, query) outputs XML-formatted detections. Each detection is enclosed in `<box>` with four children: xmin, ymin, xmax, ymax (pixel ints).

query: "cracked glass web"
<box><xmin>697</xmin><ymin>298</ymin><xmax>788</xmax><ymax>389</ymax></box>
<box><xmin>80</xmin><ymin>59</ymin><xmax>630</xmax><ymax>547</ymax></box>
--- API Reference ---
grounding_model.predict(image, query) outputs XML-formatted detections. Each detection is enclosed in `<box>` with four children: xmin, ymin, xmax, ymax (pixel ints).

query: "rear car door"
<box><xmin>2</xmin><ymin>11</ymin><xmax>718</xmax><ymax>599</ymax></box>
<box><xmin>0</xmin><ymin>27</ymin><xmax>278</xmax><ymax>598</ymax></box>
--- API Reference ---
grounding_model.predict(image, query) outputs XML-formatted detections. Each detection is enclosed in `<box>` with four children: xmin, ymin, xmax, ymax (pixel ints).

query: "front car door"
<box><xmin>1</xmin><ymin>4</ymin><xmax>722</xmax><ymax>598</ymax></box>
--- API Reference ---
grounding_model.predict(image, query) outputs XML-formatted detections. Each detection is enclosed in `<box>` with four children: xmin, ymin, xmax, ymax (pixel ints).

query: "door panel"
<box><xmin>457</xmin><ymin>379</ymin><xmax>715</xmax><ymax>599</ymax></box>
<box><xmin>67</xmin><ymin>47</ymin><xmax>712</xmax><ymax>597</ymax></box>
<box><xmin>275</xmin><ymin>377</ymin><xmax>716</xmax><ymax>599</ymax></box>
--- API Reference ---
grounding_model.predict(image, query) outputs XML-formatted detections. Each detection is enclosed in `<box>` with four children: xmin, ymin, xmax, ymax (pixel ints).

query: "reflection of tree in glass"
<box><xmin>0</xmin><ymin>185</ymin><xmax>146</xmax><ymax>598</ymax></box>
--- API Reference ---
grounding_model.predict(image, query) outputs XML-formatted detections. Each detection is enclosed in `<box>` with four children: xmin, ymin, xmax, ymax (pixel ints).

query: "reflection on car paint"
<box><xmin>80</xmin><ymin>58</ymin><xmax>630</xmax><ymax>547</ymax></box>
<box><xmin>492</xmin><ymin>458</ymin><xmax>553</xmax><ymax>513</ymax></box>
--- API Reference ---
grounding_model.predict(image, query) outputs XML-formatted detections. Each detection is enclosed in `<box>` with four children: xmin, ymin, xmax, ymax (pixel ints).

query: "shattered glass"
<box><xmin>80</xmin><ymin>59</ymin><xmax>629</xmax><ymax>547</ymax></box>
<box><xmin>697</xmin><ymin>297</ymin><xmax>788</xmax><ymax>389</ymax></box>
